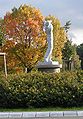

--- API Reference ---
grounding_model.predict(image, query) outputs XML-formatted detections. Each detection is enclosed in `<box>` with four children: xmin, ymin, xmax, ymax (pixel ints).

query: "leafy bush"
<box><xmin>0</xmin><ymin>70</ymin><xmax>83</xmax><ymax>108</ymax></box>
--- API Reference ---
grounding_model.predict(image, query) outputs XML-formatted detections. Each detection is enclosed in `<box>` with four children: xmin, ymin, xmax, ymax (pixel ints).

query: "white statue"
<box><xmin>43</xmin><ymin>20</ymin><xmax>59</xmax><ymax>65</ymax></box>
<box><xmin>43</xmin><ymin>20</ymin><xmax>53</xmax><ymax>63</ymax></box>
<box><xmin>37</xmin><ymin>20</ymin><xmax>59</xmax><ymax>66</ymax></box>
<box><xmin>37</xmin><ymin>20</ymin><xmax>61</xmax><ymax>72</ymax></box>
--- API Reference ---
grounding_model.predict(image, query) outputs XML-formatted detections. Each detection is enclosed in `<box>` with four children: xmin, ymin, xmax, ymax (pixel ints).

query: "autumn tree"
<box><xmin>1</xmin><ymin>5</ymin><xmax>46</xmax><ymax>72</ymax></box>
<box><xmin>0</xmin><ymin>18</ymin><xmax>4</xmax><ymax>46</ymax></box>
<box><xmin>72</xmin><ymin>54</ymin><xmax>80</xmax><ymax>69</ymax></box>
<box><xmin>45</xmin><ymin>15</ymin><xmax>67</xmax><ymax>63</ymax></box>
<box><xmin>0</xmin><ymin>18</ymin><xmax>5</xmax><ymax>71</ymax></box>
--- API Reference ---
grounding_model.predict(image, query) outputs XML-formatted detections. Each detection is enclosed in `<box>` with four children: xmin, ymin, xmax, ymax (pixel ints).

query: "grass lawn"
<box><xmin>0</xmin><ymin>107</ymin><xmax>83</xmax><ymax>112</ymax></box>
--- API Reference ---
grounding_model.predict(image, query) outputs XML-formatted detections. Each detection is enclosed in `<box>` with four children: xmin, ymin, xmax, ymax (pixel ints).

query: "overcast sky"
<box><xmin>0</xmin><ymin>0</ymin><xmax>83</xmax><ymax>45</ymax></box>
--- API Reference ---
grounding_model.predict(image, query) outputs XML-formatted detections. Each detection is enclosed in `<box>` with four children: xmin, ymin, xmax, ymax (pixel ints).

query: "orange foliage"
<box><xmin>2</xmin><ymin>5</ymin><xmax>46</xmax><ymax>72</ymax></box>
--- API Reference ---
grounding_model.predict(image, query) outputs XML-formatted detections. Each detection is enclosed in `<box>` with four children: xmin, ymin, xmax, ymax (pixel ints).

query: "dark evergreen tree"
<box><xmin>64</xmin><ymin>21</ymin><xmax>71</xmax><ymax>33</ymax></box>
<box><xmin>77</xmin><ymin>43</ymin><xmax>83</xmax><ymax>69</ymax></box>
<box><xmin>62</xmin><ymin>40</ymin><xmax>80</xmax><ymax>70</ymax></box>
<box><xmin>62</xmin><ymin>40</ymin><xmax>74</xmax><ymax>60</ymax></box>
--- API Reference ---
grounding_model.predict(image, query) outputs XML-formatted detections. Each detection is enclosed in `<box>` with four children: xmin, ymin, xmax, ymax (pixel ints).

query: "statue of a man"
<box><xmin>43</xmin><ymin>20</ymin><xmax>53</xmax><ymax>63</ymax></box>
<box><xmin>37</xmin><ymin>20</ymin><xmax>60</xmax><ymax>71</ymax></box>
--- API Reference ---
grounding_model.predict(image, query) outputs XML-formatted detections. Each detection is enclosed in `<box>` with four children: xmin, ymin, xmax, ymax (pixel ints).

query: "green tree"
<box><xmin>72</xmin><ymin>44</ymin><xmax>80</xmax><ymax>69</ymax></box>
<box><xmin>72</xmin><ymin>54</ymin><xmax>80</xmax><ymax>69</ymax></box>
<box><xmin>77</xmin><ymin>43</ymin><xmax>83</xmax><ymax>69</ymax></box>
<box><xmin>64</xmin><ymin>21</ymin><xmax>71</xmax><ymax>33</ymax></box>
<box><xmin>62</xmin><ymin>40</ymin><xmax>74</xmax><ymax>70</ymax></box>
<box><xmin>62</xmin><ymin>40</ymin><xmax>74</xmax><ymax>60</ymax></box>
<box><xmin>62</xmin><ymin>40</ymin><xmax>81</xmax><ymax>70</ymax></box>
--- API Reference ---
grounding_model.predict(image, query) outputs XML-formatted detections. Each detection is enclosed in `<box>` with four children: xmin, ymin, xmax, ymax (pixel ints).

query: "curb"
<box><xmin>0</xmin><ymin>111</ymin><xmax>83</xmax><ymax>118</ymax></box>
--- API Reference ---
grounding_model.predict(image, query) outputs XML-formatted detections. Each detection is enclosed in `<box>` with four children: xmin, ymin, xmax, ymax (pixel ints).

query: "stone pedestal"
<box><xmin>37</xmin><ymin>61</ymin><xmax>62</xmax><ymax>73</ymax></box>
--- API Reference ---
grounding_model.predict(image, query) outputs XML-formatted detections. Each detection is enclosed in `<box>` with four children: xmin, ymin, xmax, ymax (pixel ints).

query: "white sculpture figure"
<box><xmin>43</xmin><ymin>20</ymin><xmax>53</xmax><ymax>63</ymax></box>
<box><xmin>43</xmin><ymin>20</ymin><xmax>59</xmax><ymax>65</ymax></box>
<box><xmin>37</xmin><ymin>20</ymin><xmax>61</xmax><ymax>72</ymax></box>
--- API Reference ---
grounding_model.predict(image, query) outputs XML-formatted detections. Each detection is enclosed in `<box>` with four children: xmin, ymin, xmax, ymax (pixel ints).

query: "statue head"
<box><xmin>43</xmin><ymin>20</ymin><xmax>53</xmax><ymax>32</ymax></box>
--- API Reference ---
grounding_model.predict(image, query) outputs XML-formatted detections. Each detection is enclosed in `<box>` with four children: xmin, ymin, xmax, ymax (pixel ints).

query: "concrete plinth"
<box><xmin>37</xmin><ymin>64</ymin><xmax>61</xmax><ymax>73</ymax></box>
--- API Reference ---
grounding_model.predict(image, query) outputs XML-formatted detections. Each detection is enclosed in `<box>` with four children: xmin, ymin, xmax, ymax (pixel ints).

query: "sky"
<box><xmin>0</xmin><ymin>0</ymin><xmax>83</xmax><ymax>45</ymax></box>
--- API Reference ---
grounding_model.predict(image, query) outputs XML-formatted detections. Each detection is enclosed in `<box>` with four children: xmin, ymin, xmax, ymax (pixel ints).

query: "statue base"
<box><xmin>37</xmin><ymin>61</ymin><xmax>62</xmax><ymax>73</ymax></box>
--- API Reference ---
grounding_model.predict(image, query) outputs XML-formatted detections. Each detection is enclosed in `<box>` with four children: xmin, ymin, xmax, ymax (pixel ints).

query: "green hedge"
<box><xmin>0</xmin><ymin>70</ymin><xmax>83</xmax><ymax>108</ymax></box>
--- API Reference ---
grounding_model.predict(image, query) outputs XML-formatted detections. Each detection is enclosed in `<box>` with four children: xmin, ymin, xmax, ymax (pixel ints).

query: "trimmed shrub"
<box><xmin>0</xmin><ymin>70</ymin><xmax>83</xmax><ymax>108</ymax></box>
